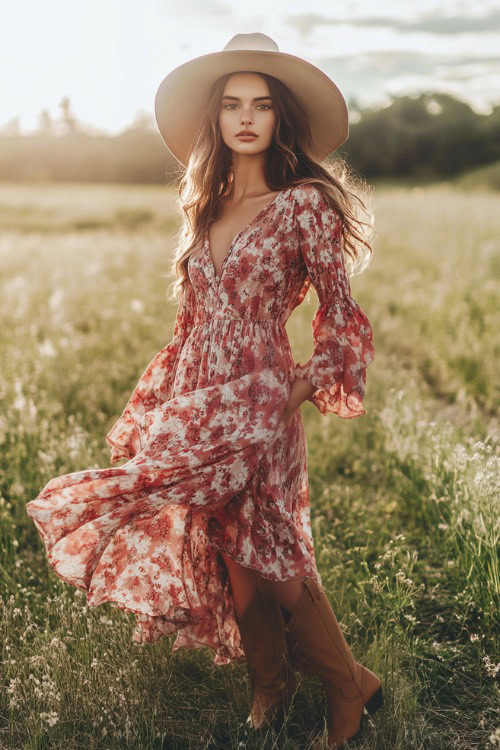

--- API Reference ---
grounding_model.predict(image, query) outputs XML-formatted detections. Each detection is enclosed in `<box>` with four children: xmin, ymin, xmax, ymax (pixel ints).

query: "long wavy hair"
<box><xmin>164</xmin><ymin>71</ymin><xmax>374</xmax><ymax>303</ymax></box>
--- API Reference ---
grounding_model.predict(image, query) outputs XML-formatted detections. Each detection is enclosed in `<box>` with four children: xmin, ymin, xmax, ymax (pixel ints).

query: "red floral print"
<box><xmin>26</xmin><ymin>183</ymin><xmax>374</xmax><ymax>665</ymax></box>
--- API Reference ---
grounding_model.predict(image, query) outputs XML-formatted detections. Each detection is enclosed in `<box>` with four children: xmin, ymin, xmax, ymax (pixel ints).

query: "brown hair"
<box><xmin>164</xmin><ymin>71</ymin><xmax>374</xmax><ymax>302</ymax></box>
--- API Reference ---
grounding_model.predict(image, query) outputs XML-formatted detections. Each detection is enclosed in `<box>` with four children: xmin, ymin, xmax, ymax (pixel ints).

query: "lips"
<box><xmin>236</xmin><ymin>131</ymin><xmax>258</xmax><ymax>137</ymax></box>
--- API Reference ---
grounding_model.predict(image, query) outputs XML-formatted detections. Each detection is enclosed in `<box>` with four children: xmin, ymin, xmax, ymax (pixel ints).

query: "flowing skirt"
<box><xmin>27</xmin><ymin>368</ymin><xmax>322</xmax><ymax>665</ymax></box>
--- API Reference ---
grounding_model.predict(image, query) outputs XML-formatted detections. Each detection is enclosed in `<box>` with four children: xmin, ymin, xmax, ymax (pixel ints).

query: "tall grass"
<box><xmin>0</xmin><ymin>182</ymin><xmax>498</xmax><ymax>749</ymax></box>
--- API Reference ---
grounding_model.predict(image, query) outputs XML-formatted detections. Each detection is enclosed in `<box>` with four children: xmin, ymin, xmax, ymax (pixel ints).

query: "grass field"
<box><xmin>0</xmin><ymin>180</ymin><xmax>498</xmax><ymax>749</ymax></box>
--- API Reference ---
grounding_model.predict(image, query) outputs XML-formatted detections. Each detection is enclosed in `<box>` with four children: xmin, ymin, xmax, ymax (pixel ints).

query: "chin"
<box><xmin>233</xmin><ymin>143</ymin><xmax>268</xmax><ymax>155</ymax></box>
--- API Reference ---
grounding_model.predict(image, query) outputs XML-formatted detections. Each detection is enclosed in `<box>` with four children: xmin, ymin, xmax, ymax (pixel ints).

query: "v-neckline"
<box><xmin>204</xmin><ymin>188</ymin><xmax>289</xmax><ymax>284</ymax></box>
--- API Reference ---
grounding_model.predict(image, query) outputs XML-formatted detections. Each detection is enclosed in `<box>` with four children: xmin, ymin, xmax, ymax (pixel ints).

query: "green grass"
<box><xmin>0</xmin><ymin>181</ymin><xmax>498</xmax><ymax>749</ymax></box>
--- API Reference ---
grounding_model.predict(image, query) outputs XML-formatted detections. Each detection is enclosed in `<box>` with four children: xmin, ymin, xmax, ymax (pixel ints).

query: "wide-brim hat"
<box><xmin>154</xmin><ymin>32</ymin><xmax>348</xmax><ymax>167</ymax></box>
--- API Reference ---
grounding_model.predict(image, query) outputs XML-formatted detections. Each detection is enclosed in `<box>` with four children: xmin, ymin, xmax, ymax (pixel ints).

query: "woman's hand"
<box><xmin>282</xmin><ymin>406</ymin><xmax>299</xmax><ymax>426</ymax></box>
<box><xmin>281</xmin><ymin>376</ymin><xmax>316</xmax><ymax>426</ymax></box>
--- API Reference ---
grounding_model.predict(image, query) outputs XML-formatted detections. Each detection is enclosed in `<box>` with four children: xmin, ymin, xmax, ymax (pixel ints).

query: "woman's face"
<box><xmin>218</xmin><ymin>72</ymin><xmax>276</xmax><ymax>156</ymax></box>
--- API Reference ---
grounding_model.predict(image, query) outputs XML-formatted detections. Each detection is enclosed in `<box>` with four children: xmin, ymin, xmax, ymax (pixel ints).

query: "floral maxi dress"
<box><xmin>26</xmin><ymin>183</ymin><xmax>375</xmax><ymax>665</ymax></box>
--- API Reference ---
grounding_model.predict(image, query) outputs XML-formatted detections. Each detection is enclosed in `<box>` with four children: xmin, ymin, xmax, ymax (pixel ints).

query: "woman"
<box><xmin>27</xmin><ymin>33</ymin><xmax>381</xmax><ymax>750</ymax></box>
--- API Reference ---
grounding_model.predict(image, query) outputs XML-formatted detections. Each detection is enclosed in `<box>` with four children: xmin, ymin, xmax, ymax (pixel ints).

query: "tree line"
<box><xmin>0</xmin><ymin>92</ymin><xmax>498</xmax><ymax>183</ymax></box>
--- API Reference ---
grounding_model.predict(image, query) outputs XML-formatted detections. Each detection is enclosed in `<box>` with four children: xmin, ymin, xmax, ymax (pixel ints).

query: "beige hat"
<box><xmin>154</xmin><ymin>32</ymin><xmax>348</xmax><ymax>167</ymax></box>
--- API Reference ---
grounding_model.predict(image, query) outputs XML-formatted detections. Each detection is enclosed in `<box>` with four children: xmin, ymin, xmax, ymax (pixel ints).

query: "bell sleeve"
<box><xmin>292</xmin><ymin>183</ymin><xmax>375</xmax><ymax>419</ymax></box>
<box><xmin>105</xmin><ymin>280</ymin><xmax>197</xmax><ymax>463</ymax></box>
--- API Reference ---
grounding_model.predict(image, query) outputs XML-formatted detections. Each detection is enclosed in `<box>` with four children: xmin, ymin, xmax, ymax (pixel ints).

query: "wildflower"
<box><xmin>483</xmin><ymin>655</ymin><xmax>500</xmax><ymax>679</ymax></box>
<box><xmin>130</xmin><ymin>298</ymin><xmax>145</xmax><ymax>313</ymax></box>
<box><xmin>40</xmin><ymin>711</ymin><xmax>59</xmax><ymax>727</ymax></box>
<box><xmin>7</xmin><ymin>676</ymin><xmax>22</xmax><ymax>709</ymax></box>
<box><xmin>489</xmin><ymin>727</ymin><xmax>500</xmax><ymax>746</ymax></box>
<box><xmin>38</xmin><ymin>339</ymin><xmax>57</xmax><ymax>357</ymax></box>
<box><xmin>49</xmin><ymin>636</ymin><xmax>66</xmax><ymax>650</ymax></box>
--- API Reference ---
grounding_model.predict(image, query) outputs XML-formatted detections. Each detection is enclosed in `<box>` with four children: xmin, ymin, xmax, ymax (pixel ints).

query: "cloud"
<box><xmin>290</xmin><ymin>9</ymin><xmax>500</xmax><ymax>37</ymax></box>
<box><xmin>315</xmin><ymin>50</ymin><xmax>500</xmax><ymax>112</ymax></box>
<box><xmin>366</xmin><ymin>9</ymin><xmax>500</xmax><ymax>35</ymax></box>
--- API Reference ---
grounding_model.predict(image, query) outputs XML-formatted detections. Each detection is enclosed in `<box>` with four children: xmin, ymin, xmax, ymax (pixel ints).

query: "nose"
<box><xmin>240</xmin><ymin>105</ymin><xmax>254</xmax><ymax>125</ymax></box>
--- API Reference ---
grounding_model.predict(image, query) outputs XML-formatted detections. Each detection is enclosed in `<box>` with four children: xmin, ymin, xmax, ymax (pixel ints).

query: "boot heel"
<box><xmin>365</xmin><ymin>685</ymin><xmax>384</xmax><ymax>715</ymax></box>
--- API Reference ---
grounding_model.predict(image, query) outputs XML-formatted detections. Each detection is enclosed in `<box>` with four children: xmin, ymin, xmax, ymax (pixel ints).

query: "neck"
<box><xmin>229</xmin><ymin>152</ymin><xmax>270</xmax><ymax>201</ymax></box>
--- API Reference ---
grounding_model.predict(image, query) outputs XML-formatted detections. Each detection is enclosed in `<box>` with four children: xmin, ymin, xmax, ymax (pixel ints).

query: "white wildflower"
<box><xmin>130</xmin><ymin>298</ymin><xmax>145</xmax><ymax>313</ymax></box>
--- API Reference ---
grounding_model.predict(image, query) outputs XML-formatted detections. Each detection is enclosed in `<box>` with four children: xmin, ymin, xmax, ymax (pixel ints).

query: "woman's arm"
<box><xmin>284</xmin><ymin>183</ymin><xmax>375</xmax><ymax>421</ymax></box>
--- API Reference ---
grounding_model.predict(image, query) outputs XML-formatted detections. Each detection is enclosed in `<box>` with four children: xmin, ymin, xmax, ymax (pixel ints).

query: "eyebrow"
<box><xmin>221</xmin><ymin>95</ymin><xmax>272</xmax><ymax>102</ymax></box>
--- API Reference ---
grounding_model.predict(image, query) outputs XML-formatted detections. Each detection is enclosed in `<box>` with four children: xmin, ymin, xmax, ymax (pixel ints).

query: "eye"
<box><xmin>222</xmin><ymin>103</ymin><xmax>272</xmax><ymax>110</ymax></box>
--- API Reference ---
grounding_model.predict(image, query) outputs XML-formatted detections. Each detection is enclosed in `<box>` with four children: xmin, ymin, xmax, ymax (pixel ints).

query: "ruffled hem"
<box><xmin>130</xmin><ymin>539</ymin><xmax>321</xmax><ymax>665</ymax></box>
<box><xmin>293</xmin><ymin>367</ymin><xmax>369</xmax><ymax>419</ymax></box>
<box><xmin>106</xmin><ymin>417</ymin><xmax>141</xmax><ymax>463</ymax></box>
<box><xmin>293</xmin><ymin>297</ymin><xmax>375</xmax><ymax>419</ymax></box>
<box><xmin>26</xmin><ymin>368</ymin><xmax>311</xmax><ymax>665</ymax></box>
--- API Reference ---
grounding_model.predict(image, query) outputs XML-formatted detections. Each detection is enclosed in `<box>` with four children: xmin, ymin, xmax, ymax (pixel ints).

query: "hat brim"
<box><xmin>154</xmin><ymin>49</ymin><xmax>348</xmax><ymax>167</ymax></box>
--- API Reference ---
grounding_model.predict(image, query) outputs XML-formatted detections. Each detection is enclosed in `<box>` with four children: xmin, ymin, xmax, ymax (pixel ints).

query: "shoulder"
<box><xmin>290</xmin><ymin>182</ymin><xmax>340</xmax><ymax>228</ymax></box>
<box><xmin>290</xmin><ymin>181</ymin><xmax>324</xmax><ymax>209</ymax></box>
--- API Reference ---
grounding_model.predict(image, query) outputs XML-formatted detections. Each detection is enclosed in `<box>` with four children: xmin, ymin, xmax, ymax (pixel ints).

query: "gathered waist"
<box><xmin>183</xmin><ymin>315</ymin><xmax>296</xmax><ymax>382</ymax></box>
<box><xmin>194</xmin><ymin>315</ymin><xmax>286</xmax><ymax>329</ymax></box>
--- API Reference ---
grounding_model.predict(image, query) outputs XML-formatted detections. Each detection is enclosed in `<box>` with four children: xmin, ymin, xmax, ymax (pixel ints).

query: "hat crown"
<box><xmin>223</xmin><ymin>33</ymin><xmax>279</xmax><ymax>53</ymax></box>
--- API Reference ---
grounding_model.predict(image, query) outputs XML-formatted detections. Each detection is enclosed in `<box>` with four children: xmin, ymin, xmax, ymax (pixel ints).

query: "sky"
<box><xmin>1</xmin><ymin>0</ymin><xmax>500</xmax><ymax>135</ymax></box>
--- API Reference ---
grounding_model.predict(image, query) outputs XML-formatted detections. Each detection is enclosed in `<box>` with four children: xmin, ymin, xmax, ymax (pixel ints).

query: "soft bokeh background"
<box><xmin>1</xmin><ymin>2</ymin><xmax>499</xmax><ymax>749</ymax></box>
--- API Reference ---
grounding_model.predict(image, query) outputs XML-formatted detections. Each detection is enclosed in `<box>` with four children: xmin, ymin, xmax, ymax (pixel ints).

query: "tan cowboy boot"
<box><xmin>236</xmin><ymin>586</ymin><xmax>298</xmax><ymax>730</ymax></box>
<box><xmin>284</xmin><ymin>577</ymin><xmax>383</xmax><ymax>749</ymax></box>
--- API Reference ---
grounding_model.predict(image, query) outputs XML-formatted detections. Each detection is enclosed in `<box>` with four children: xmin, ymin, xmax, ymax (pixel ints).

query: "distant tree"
<box><xmin>482</xmin><ymin>103</ymin><xmax>500</xmax><ymax>161</ymax></box>
<box><xmin>347</xmin><ymin>96</ymin><xmax>362</xmax><ymax>125</ymax></box>
<box><xmin>59</xmin><ymin>96</ymin><xmax>79</xmax><ymax>134</ymax></box>
<box><xmin>0</xmin><ymin>117</ymin><xmax>20</xmax><ymax>136</ymax></box>
<box><xmin>38</xmin><ymin>109</ymin><xmax>54</xmax><ymax>134</ymax></box>
<box><xmin>123</xmin><ymin>110</ymin><xmax>156</xmax><ymax>134</ymax></box>
<box><xmin>345</xmin><ymin>91</ymin><xmax>497</xmax><ymax>179</ymax></box>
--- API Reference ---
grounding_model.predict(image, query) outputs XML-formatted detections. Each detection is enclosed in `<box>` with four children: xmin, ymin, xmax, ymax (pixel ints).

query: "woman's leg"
<box><xmin>220</xmin><ymin>550</ymin><xmax>307</xmax><ymax>620</ymax></box>
<box><xmin>259</xmin><ymin>577</ymin><xmax>307</xmax><ymax>618</ymax></box>
<box><xmin>220</xmin><ymin>551</ymin><xmax>263</xmax><ymax>620</ymax></box>
<box><xmin>222</xmin><ymin>552</ymin><xmax>299</xmax><ymax>730</ymax></box>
